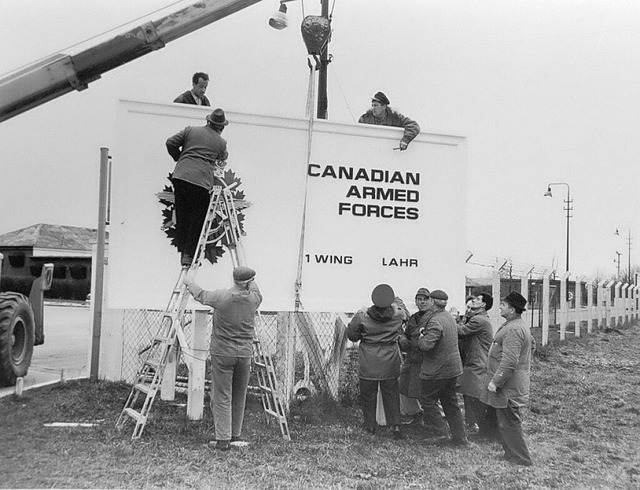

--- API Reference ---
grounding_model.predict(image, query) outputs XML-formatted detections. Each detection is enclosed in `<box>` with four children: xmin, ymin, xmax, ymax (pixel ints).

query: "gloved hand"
<box><xmin>399</xmin><ymin>140</ymin><xmax>408</xmax><ymax>151</ymax></box>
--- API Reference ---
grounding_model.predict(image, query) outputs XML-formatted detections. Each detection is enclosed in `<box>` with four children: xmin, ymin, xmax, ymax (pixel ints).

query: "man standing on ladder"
<box><xmin>183</xmin><ymin>266</ymin><xmax>262</xmax><ymax>451</ymax></box>
<box><xmin>166</xmin><ymin>108</ymin><xmax>229</xmax><ymax>267</ymax></box>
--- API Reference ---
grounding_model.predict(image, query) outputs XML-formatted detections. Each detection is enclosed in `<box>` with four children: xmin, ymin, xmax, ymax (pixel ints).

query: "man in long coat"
<box><xmin>480</xmin><ymin>291</ymin><xmax>533</xmax><ymax>466</ymax></box>
<box><xmin>458</xmin><ymin>292</ymin><xmax>494</xmax><ymax>435</ymax></box>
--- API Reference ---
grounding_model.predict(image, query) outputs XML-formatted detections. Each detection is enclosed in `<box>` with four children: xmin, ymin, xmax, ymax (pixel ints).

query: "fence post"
<box><xmin>574</xmin><ymin>275</ymin><xmax>582</xmax><ymax>338</ymax></box>
<box><xmin>520</xmin><ymin>273</ymin><xmax>530</xmax><ymax>327</ymax></box>
<box><xmin>614</xmin><ymin>282</ymin><xmax>622</xmax><ymax>326</ymax></box>
<box><xmin>491</xmin><ymin>262</ymin><xmax>502</xmax><ymax>334</ymax></box>
<box><xmin>622</xmin><ymin>284</ymin><xmax>630</xmax><ymax>326</ymax></box>
<box><xmin>542</xmin><ymin>270</ymin><xmax>551</xmax><ymax>346</ymax></box>
<box><xmin>560</xmin><ymin>272</ymin><xmax>570</xmax><ymax>341</ymax></box>
<box><xmin>187</xmin><ymin>309</ymin><xmax>208</xmax><ymax>420</ymax></box>
<box><xmin>605</xmin><ymin>280</ymin><xmax>615</xmax><ymax>328</ymax></box>
<box><xmin>586</xmin><ymin>279</ymin><xmax>594</xmax><ymax>333</ymax></box>
<box><xmin>276</xmin><ymin>312</ymin><xmax>296</xmax><ymax>407</ymax></box>
<box><xmin>597</xmin><ymin>280</ymin><xmax>607</xmax><ymax>329</ymax></box>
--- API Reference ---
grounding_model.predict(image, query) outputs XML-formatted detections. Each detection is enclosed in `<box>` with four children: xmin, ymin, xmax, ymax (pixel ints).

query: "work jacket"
<box><xmin>417</xmin><ymin>308</ymin><xmax>463</xmax><ymax>380</ymax></box>
<box><xmin>358</xmin><ymin>107</ymin><xmax>421</xmax><ymax>145</ymax></box>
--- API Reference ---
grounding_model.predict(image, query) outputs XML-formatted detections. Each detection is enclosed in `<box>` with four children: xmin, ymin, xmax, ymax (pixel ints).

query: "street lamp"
<box><xmin>269</xmin><ymin>0</ymin><xmax>332</xmax><ymax>119</ymax></box>
<box><xmin>544</xmin><ymin>182</ymin><xmax>572</xmax><ymax>272</ymax></box>
<box><xmin>615</xmin><ymin>226</ymin><xmax>633</xmax><ymax>283</ymax></box>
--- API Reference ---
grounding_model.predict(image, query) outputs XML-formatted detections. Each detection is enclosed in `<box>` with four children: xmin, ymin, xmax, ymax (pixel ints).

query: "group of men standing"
<box><xmin>347</xmin><ymin>284</ymin><xmax>534</xmax><ymax>467</ymax></box>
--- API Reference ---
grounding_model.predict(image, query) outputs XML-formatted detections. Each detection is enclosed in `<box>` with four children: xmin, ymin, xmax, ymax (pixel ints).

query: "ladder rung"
<box><xmin>134</xmin><ymin>383</ymin><xmax>155</xmax><ymax>395</ymax></box>
<box><xmin>124</xmin><ymin>407</ymin><xmax>142</xmax><ymax>422</ymax></box>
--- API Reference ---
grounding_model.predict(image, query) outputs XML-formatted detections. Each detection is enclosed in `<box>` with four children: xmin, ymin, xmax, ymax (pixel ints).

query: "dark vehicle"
<box><xmin>0</xmin><ymin>259</ymin><xmax>52</xmax><ymax>386</ymax></box>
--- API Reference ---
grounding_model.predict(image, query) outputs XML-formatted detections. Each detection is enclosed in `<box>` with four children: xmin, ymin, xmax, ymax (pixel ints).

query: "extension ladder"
<box><xmin>116</xmin><ymin>174</ymin><xmax>290</xmax><ymax>440</ymax></box>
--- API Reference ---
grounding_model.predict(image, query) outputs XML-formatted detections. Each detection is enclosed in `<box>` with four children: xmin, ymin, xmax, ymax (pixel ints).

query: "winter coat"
<box><xmin>398</xmin><ymin>310</ymin><xmax>431</xmax><ymax>397</ymax></box>
<box><xmin>457</xmin><ymin>310</ymin><xmax>494</xmax><ymax>398</ymax></box>
<box><xmin>480</xmin><ymin>316</ymin><xmax>532</xmax><ymax>409</ymax></box>
<box><xmin>346</xmin><ymin>305</ymin><xmax>404</xmax><ymax>380</ymax></box>
<box><xmin>358</xmin><ymin>107</ymin><xmax>421</xmax><ymax>145</ymax></box>
<box><xmin>417</xmin><ymin>308</ymin><xmax>463</xmax><ymax>380</ymax></box>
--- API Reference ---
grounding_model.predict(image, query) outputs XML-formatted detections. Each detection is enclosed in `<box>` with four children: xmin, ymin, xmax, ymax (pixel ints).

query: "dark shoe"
<box><xmin>392</xmin><ymin>426</ymin><xmax>405</xmax><ymax>440</ymax></box>
<box><xmin>424</xmin><ymin>435</ymin><xmax>450</xmax><ymax>446</ymax></box>
<box><xmin>466</xmin><ymin>423</ymin><xmax>479</xmax><ymax>435</ymax></box>
<box><xmin>402</xmin><ymin>412</ymin><xmax>424</xmax><ymax>426</ymax></box>
<box><xmin>450</xmin><ymin>437</ymin><xmax>469</xmax><ymax>447</ymax></box>
<box><xmin>363</xmin><ymin>423</ymin><xmax>377</xmax><ymax>435</ymax></box>
<box><xmin>215</xmin><ymin>440</ymin><xmax>231</xmax><ymax>451</ymax></box>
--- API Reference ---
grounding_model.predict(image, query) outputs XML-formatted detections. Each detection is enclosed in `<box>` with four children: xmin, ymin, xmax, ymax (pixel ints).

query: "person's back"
<box><xmin>418</xmin><ymin>309</ymin><xmax>463</xmax><ymax>380</ymax></box>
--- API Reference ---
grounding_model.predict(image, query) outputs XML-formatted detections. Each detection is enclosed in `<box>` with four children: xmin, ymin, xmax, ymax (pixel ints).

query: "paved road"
<box><xmin>0</xmin><ymin>303</ymin><xmax>91</xmax><ymax>397</ymax></box>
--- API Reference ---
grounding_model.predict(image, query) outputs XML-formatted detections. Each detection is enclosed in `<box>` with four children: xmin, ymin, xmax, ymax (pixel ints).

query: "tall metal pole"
<box><xmin>627</xmin><ymin>229</ymin><xmax>632</xmax><ymax>284</ymax></box>
<box><xmin>316</xmin><ymin>0</ymin><xmax>329</xmax><ymax>119</ymax></box>
<box><xmin>90</xmin><ymin>147</ymin><xmax>109</xmax><ymax>381</ymax></box>
<box><xmin>564</xmin><ymin>186</ymin><xmax>571</xmax><ymax>272</ymax></box>
<box><xmin>545</xmin><ymin>182</ymin><xmax>572</xmax><ymax>272</ymax></box>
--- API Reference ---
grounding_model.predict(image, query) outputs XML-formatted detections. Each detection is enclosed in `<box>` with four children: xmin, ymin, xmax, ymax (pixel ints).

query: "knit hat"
<box><xmin>415</xmin><ymin>288</ymin><xmax>430</xmax><ymax>299</ymax></box>
<box><xmin>503</xmin><ymin>291</ymin><xmax>527</xmax><ymax>311</ymax></box>
<box><xmin>371</xmin><ymin>284</ymin><xmax>395</xmax><ymax>308</ymax></box>
<box><xmin>429</xmin><ymin>290</ymin><xmax>448</xmax><ymax>301</ymax></box>
<box><xmin>372</xmin><ymin>91</ymin><xmax>390</xmax><ymax>105</ymax></box>
<box><xmin>233</xmin><ymin>266</ymin><xmax>255</xmax><ymax>283</ymax></box>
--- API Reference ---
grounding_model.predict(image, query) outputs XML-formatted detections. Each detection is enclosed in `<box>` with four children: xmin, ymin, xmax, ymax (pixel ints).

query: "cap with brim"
<box><xmin>233</xmin><ymin>266</ymin><xmax>255</xmax><ymax>282</ymax></box>
<box><xmin>206</xmin><ymin>108</ymin><xmax>229</xmax><ymax>126</ymax></box>
<box><xmin>430</xmin><ymin>290</ymin><xmax>448</xmax><ymax>301</ymax></box>
<box><xmin>415</xmin><ymin>288</ymin><xmax>430</xmax><ymax>299</ymax></box>
<box><xmin>503</xmin><ymin>291</ymin><xmax>527</xmax><ymax>311</ymax></box>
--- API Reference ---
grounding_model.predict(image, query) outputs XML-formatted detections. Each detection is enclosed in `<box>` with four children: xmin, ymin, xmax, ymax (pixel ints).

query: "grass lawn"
<box><xmin>1</xmin><ymin>323</ymin><xmax>640</xmax><ymax>489</ymax></box>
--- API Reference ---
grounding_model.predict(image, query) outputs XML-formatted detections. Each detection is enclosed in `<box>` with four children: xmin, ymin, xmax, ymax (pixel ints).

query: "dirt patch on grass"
<box><xmin>2</xmin><ymin>323</ymin><xmax>640</xmax><ymax>488</ymax></box>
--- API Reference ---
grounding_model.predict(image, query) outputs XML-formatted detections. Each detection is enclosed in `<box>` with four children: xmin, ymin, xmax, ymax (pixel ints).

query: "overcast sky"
<box><xmin>1</xmin><ymin>0</ymin><xmax>639</xmax><ymax>279</ymax></box>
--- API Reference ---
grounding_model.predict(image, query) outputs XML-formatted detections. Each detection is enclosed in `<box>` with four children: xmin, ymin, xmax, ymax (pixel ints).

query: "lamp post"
<box><xmin>615</xmin><ymin>226</ymin><xmax>633</xmax><ymax>283</ymax></box>
<box><xmin>544</xmin><ymin>182</ymin><xmax>572</xmax><ymax>272</ymax></box>
<box><xmin>269</xmin><ymin>0</ymin><xmax>331</xmax><ymax>119</ymax></box>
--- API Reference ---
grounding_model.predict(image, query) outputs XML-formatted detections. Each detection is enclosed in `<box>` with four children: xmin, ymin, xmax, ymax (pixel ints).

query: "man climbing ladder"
<box><xmin>116</xmin><ymin>176</ymin><xmax>290</xmax><ymax>443</ymax></box>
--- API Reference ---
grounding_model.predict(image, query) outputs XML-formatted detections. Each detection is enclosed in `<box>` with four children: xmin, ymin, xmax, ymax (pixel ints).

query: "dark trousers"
<box><xmin>495</xmin><ymin>402</ymin><xmax>532</xmax><ymax>465</ymax></box>
<box><xmin>173</xmin><ymin>178</ymin><xmax>210</xmax><ymax>257</ymax></box>
<box><xmin>360</xmin><ymin>378</ymin><xmax>401</xmax><ymax>427</ymax></box>
<box><xmin>420</xmin><ymin>377</ymin><xmax>466</xmax><ymax>441</ymax></box>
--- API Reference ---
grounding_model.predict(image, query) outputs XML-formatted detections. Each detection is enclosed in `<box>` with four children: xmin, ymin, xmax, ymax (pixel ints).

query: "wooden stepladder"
<box><xmin>116</xmin><ymin>174</ymin><xmax>290</xmax><ymax>440</ymax></box>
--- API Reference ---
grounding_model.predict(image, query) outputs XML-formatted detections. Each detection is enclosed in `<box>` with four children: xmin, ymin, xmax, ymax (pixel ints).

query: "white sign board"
<box><xmin>108</xmin><ymin>100</ymin><xmax>466</xmax><ymax>312</ymax></box>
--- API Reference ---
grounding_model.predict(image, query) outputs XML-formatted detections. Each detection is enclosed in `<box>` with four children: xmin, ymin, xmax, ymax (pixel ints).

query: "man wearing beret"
<box><xmin>398</xmin><ymin>287</ymin><xmax>432</xmax><ymax>426</ymax></box>
<box><xmin>480</xmin><ymin>291</ymin><xmax>533</xmax><ymax>466</ymax></box>
<box><xmin>417</xmin><ymin>289</ymin><xmax>468</xmax><ymax>446</ymax></box>
<box><xmin>183</xmin><ymin>266</ymin><xmax>262</xmax><ymax>451</ymax></box>
<box><xmin>358</xmin><ymin>91</ymin><xmax>421</xmax><ymax>150</ymax></box>
<box><xmin>347</xmin><ymin>284</ymin><xmax>405</xmax><ymax>440</ymax></box>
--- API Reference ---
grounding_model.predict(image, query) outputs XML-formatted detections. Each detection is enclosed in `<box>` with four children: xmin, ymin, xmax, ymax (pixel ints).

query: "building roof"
<box><xmin>0</xmin><ymin>224</ymin><xmax>102</xmax><ymax>252</ymax></box>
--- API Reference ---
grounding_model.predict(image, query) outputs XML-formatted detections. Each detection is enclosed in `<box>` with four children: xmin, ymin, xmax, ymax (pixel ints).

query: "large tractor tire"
<box><xmin>0</xmin><ymin>292</ymin><xmax>35</xmax><ymax>386</ymax></box>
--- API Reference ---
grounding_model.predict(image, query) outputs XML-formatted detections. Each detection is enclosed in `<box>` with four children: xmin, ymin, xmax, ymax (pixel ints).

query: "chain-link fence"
<box><xmin>119</xmin><ymin>309</ymin><xmax>360</xmax><ymax>407</ymax></box>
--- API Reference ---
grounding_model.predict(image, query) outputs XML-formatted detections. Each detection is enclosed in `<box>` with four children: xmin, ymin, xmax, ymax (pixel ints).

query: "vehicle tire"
<box><xmin>0</xmin><ymin>292</ymin><xmax>35</xmax><ymax>387</ymax></box>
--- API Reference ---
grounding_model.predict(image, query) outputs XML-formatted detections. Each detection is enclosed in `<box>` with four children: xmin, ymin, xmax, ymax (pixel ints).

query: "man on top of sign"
<box><xmin>358</xmin><ymin>92</ymin><xmax>421</xmax><ymax>150</ymax></box>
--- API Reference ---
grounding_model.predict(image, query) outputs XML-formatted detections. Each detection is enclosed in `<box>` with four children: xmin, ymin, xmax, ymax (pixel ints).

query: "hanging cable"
<box><xmin>294</xmin><ymin>54</ymin><xmax>320</xmax><ymax>312</ymax></box>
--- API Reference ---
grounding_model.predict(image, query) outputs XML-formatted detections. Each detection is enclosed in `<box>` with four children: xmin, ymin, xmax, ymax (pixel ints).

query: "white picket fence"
<box><xmin>485</xmin><ymin>264</ymin><xmax>639</xmax><ymax>346</ymax></box>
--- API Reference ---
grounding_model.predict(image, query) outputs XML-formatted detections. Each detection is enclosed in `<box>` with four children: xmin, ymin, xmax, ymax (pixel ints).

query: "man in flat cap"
<box><xmin>183</xmin><ymin>266</ymin><xmax>262</xmax><ymax>451</ymax></box>
<box><xmin>166</xmin><ymin>108</ymin><xmax>229</xmax><ymax>267</ymax></box>
<box><xmin>346</xmin><ymin>284</ymin><xmax>405</xmax><ymax>440</ymax></box>
<box><xmin>417</xmin><ymin>289</ymin><xmax>468</xmax><ymax>446</ymax></box>
<box><xmin>398</xmin><ymin>287</ymin><xmax>432</xmax><ymax>426</ymax></box>
<box><xmin>480</xmin><ymin>291</ymin><xmax>533</xmax><ymax>466</ymax></box>
<box><xmin>358</xmin><ymin>91</ymin><xmax>421</xmax><ymax>150</ymax></box>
